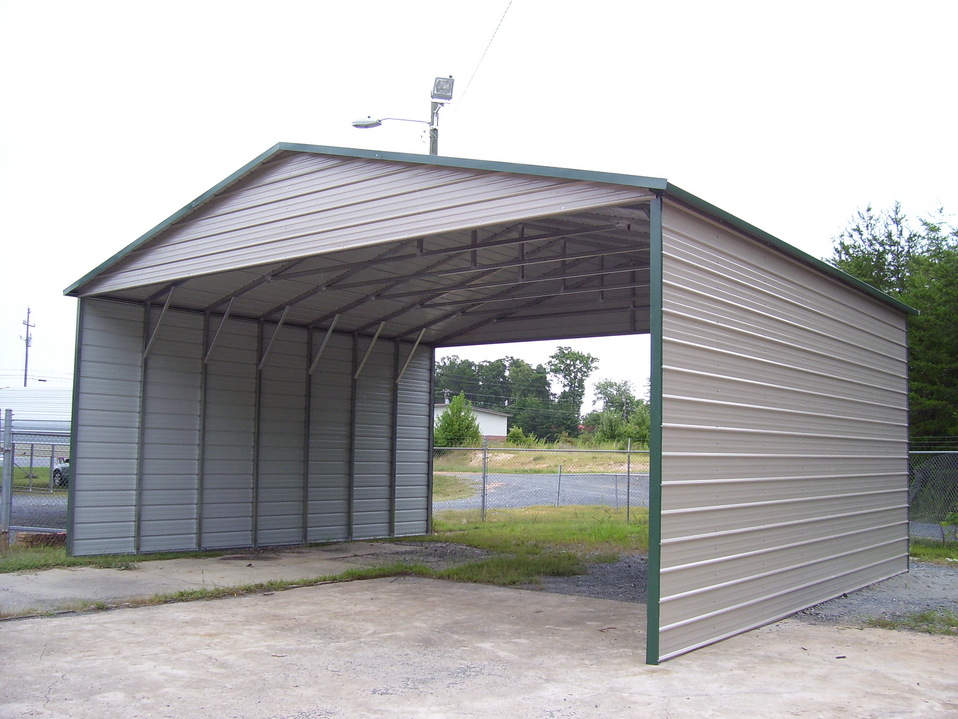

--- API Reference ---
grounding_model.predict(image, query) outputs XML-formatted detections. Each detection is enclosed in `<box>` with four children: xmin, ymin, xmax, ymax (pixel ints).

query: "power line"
<box><xmin>458</xmin><ymin>0</ymin><xmax>514</xmax><ymax>106</ymax></box>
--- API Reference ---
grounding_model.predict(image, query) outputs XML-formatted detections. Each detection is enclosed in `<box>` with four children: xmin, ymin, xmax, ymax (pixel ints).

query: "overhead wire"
<box><xmin>457</xmin><ymin>0</ymin><xmax>514</xmax><ymax>107</ymax></box>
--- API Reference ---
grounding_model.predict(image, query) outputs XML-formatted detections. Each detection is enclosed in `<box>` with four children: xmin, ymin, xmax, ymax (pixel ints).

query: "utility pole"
<box><xmin>22</xmin><ymin>306</ymin><xmax>34</xmax><ymax>387</ymax></box>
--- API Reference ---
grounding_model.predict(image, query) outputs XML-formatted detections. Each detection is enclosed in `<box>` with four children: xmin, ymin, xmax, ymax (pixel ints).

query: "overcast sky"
<box><xmin>1</xmin><ymin>1</ymin><xmax>954</xmax><ymax>406</ymax></box>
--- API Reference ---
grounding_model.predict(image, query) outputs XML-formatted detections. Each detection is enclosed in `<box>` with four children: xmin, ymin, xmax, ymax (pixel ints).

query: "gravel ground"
<box><xmin>371</xmin><ymin>543</ymin><xmax>958</xmax><ymax>628</ymax></box>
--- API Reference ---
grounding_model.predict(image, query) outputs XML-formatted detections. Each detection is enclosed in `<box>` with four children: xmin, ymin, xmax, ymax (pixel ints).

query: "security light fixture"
<box><xmin>431</xmin><ymin>76</ymin><xmax>455</xmax><ymax>101</ymax></box>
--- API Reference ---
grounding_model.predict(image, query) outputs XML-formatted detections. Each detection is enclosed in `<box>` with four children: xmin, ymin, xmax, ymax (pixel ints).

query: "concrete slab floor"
<box><xmin>1</xmin><ymin>577</ymin><xmax>955</xmax><ymax>719</ymax></box>
<box><xmin>0</xmin><ymin>541</ymin><xmax>414</xmax><ymax>616</ymax></box>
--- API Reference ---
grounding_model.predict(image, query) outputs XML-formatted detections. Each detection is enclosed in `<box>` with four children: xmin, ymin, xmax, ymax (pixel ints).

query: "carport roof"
<box><xmin>65</xmin><ymin>142</ymin><xmax>913</xmax><ymax>348</ymax></box>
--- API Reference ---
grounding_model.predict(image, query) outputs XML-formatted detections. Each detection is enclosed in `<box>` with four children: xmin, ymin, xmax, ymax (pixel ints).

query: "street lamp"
<box><xmin>352</xmin><ymin>76</ymin><xmax>454</xmax><ymax>155</ymax></box>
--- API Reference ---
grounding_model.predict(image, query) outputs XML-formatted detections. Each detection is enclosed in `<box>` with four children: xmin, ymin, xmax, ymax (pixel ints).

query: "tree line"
<box><xmin>830</xmin><ymin>203</ymin><xmax>957</xmax><ymax>439</ymax></box>
<box><xmin>434</xmin><ymin>346</ymin><xmax>650</xmax><ymax>445</ymax></box>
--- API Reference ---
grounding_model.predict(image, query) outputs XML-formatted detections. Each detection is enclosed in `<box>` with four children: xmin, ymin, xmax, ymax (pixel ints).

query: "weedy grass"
<box><xmin>432</xmin><ymin>449</ymin><xmax>651</xmax><ymax>475</ymax></box>
<box><xmin>432</xmin><ymin>473</ymin><xmax>477</xmax><ymax>501</ymax></box>
<box><xmin>0</xmin><ymin>546</ymin><xmax>227</xmax><ymax>573</ymax></box>
<box><xmin>865</xmin><ymin>608</ymin><xmax>958</xmax><ymax>635</ymax></box>
<box><xmin>431</xmin><ymin>505</ymin><xmax>650</xmax><ymax>556</ymax></box>
<box><xmin>910</xmin><ymin>538</ymin><xmax>958</xmax><ymax>564</ymax></box>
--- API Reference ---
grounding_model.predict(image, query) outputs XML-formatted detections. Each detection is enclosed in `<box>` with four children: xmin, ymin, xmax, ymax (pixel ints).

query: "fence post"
<box><xmin>626</xmin><ymin>439</ymin><xmax>632</xmax><ymax>523</ymax></box>
<box><xmin>556</xmin><ymin>464</ymin><xmax>563</xmax><ymax>507</ymax></box>
<box><xmin>1</xmin><ymin>409</ymin><xmax>13</xmax><ymax>550</ymax></box>
<box><xmin>481</xmin><ymin>438</ymin><xmax>488</xmax><ymax>522</ymax></box>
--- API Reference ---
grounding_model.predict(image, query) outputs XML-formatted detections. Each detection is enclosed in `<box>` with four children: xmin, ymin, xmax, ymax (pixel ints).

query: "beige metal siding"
<box><xmin>77</xmin><ymin>153</ymin><xmax>648</xmax><ymax>296</ymax></box>
<box><xmin>655</xmin><ymin>202</ymin><xmax>909</xmax><ymax>661</ymax></box>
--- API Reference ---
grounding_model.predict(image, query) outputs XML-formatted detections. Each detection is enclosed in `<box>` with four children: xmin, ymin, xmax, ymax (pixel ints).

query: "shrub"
<box><xmin>434</xmin><ymin>392</ymin><xmax>483</xmax><ymax>447</ymax></box>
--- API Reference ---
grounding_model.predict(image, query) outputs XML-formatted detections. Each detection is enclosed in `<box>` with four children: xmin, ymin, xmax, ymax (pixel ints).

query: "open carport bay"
<box><xmin>2</xmin><ymin>577</ymin><xmax>956</xmax><ymax>719</ymax></box>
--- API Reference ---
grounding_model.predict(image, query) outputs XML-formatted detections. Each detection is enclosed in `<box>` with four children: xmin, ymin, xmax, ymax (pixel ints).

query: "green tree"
<box><xmin>434</xmin><ymin>355</ymin><xmax>481</xmax><ymax>405</ymax></box>
<box><xmin>547</xmin><ymin>346</ymin><xmax>599</xmax><ymax>435</ymax></box>
<box><xmin>830</xmin><ymin>205</ymin><xmax>958</xmax><ymax>438</ymax></box>
<box><xmin>592</xmin><ymin>378</ymin><xmax>638</xmax><ymax>417</ymax></box>
<box><xmin>434</xmin><ymin>392</ymin><xmax>483</xmax><ymax>447</ymax></box>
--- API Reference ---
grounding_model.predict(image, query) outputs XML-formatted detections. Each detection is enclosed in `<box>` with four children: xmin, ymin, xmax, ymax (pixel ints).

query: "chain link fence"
<box><xmin>1</xmin><ymin>410</ymin><xmax>70</xmax><ymax>545</ymax></box>
<box><xmin>432</xmin><ymin>444</ymin><xmax>650</xmax><ymax>523</ymax></box>
<box><xmin>433</xmin><ymin>443</ymin><xmax>958</xmax><ymax>543</ymax></box>
<box><xmin>909</xmin><ymin>450</ymin><xmax>958</xmax><ymax>542</ymax></box>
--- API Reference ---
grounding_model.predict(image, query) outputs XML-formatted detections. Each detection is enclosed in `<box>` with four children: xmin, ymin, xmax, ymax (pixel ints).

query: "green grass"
<box><xmin>910</xmin><ymin>539</ymin><xmax>958</xmax><ymax>564</ymax></box>
<box><xmin>865</xmin><ymin>609</ymin><xmax>958</xmax><ymax>635</ymax></box>
<box><xmin>431</xmin><ymin>505</ymin><xmax>649</xmax><ymax>555</ymax></box>
<box><xmin>0</xmin><ymin>546</ymin><xmax>229</xmax><ymax>573</ymax></box>
<box><xmin>432</xmin><ymin>473</ymin><xmax>477</xmax><ymax>501</ymax></box>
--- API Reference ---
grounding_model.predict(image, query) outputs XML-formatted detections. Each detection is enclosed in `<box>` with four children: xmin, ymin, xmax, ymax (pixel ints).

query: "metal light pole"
<box><xmin>352</xmin><ymin>76</ymin><xmax>454</xmax><ymax>156</ymax></box>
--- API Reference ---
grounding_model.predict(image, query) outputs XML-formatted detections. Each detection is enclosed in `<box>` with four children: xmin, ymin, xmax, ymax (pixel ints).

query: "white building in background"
<box><xmin>433</xmin><ymin>403</ymin><xmax>509</xmax><ymax>440</ymax></box>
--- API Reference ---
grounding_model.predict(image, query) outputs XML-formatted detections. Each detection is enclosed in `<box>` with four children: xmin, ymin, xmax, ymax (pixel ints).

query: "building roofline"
<box><xmin>64</xmin><ymin>142</ymin><xmax>915</xmax><ymax>315</ymax></box>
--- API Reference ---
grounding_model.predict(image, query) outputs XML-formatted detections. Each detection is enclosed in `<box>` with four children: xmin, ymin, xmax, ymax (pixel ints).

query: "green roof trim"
<box><xmin>64</xmin><ymin>141</ymin><xmax>916</xmax><ymax>315</ymax></box>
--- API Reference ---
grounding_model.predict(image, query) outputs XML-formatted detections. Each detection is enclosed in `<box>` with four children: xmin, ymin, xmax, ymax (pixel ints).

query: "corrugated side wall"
<box><xmin>69</xmin><ymin>298</ymin><xmax>432</xmax><ymax>555</ymax></box>
<box><xmin>69</xmin><ymin>299</ymin><xmax>144</xmax><ymax>555</ymax></box>
<box><xmin>653</xmin><ymin>202</ymin><xmax>909</xmax><ymax>662</ymax></box>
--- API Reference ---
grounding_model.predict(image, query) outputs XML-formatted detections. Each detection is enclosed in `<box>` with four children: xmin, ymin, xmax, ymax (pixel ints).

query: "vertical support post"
<box><xmin>28</xmin><ymin>443</ymin><xmax>35</xmax><ymax>490</ymax></box>
<box><xmin>389</xmin><ymin>341</ymin><xmax>400</xmax><ymax>536</ymax></box>
<box><xmin>197</xmin><ymin>311</ymin><xmax>210</xmax><ymax>549</ymax></box>
<box><xmin>302</xmin><ymin>327</ymin><xmax>314</xmax><ymax>545</ymax></box>
<box><xmin>347</xmin><ymin>335</ymin><xmax>359</xmax><ymax>539</ymax></box>
<box><xmin>66</xmin><ymin>299</ymin><xmax>85</xmax><ymax>556</ymax></box>
<box><xmin>134</xmin><ymin>302</ymin><xmax>150</xmax><ymax>553</ymax></box>
<box><xmin>555</xmin><ymin>463</ymin><xmax>563</xmax><ymax>507</ymax></box>
<box><xmin>426</xmin><ymin>347</ymin><xmax>436</xmax><ymax>533</ymax></box>
<box><xmin>0</xmin><ymin>409</ymin><xmax>13</xmax><ymax>550</ymax></box>
<box><xmin>481</xmin><ymin>437</ymin><xmax>488</xmax><ymax>522</ymax></box>
<box><xmin>252</xmin><ymin>321</ymin><xmax>264</xmax><ymax>546</ymax></box>
<box><xmin>646</xmin><ymin>193</ymin><xmax>665</xmax><ymax>665</ymax></box>
<box><xmin>626</xmin><ymin>438</ymin><xmax>632</xmax><ymax>523</ymax></box>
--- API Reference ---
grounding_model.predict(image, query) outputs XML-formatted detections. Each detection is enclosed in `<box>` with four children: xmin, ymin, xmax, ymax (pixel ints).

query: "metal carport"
<box><xmin>65</xmin><ymin>143</ymin><xmax>913</xmax><ymax>662</ymax></box>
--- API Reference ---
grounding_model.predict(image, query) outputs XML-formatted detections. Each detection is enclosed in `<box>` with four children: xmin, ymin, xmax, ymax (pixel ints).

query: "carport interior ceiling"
<box><xmin>68</xmin><ymin>145</ymin><xmax>657</xmax><ymax>344</ymax></box>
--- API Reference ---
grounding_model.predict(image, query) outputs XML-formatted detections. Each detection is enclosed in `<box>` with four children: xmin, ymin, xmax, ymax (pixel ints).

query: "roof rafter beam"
<box><xmin>331</xmin><ymin>244</ymin><xmax>648</xmax><ymax>294</ymax></box>
<box><xmin>348</xmin><ymin>235</ymin><xmax>577</xmax><ymax>334</ymax></box>
<box><xmin>303</xmin><ymin>224</ymin><xmax>555</xmax><ymax>328</ymax></box>
<box><xmin>377</xmin><ymin>261</ymin><xmax>648</xmax><ymax>301</ymax></box>
<box><xmin>394</xmin><ymin>253</ymin><xmax>599</xmax><ymax>342</ymax></box>
<box><xmin>273</xmin><ymin>225</ymin><xmax>618</xmax><ymax>283</ymax></box>
<box><xmin>255</xmin><ymin>240</ymin><xmax>417</xmax><ymax>320</ymax></box>
<box><xmin>202</xmin><ymin>258</ymin><xmax>308</xmax><ymax>313</ymax></box>
<box><xmin>424</xmin><ymin>265</ymin><xmax>613</xmax><ymax>345</ymax></box>
<box><xmin>419</xmin><ymin>280</ymin><xmax>651</xmax><ymax>309</ymax></box>
<box><xmin>443</xmin><ymin>302</ymin><xmax>644</xmax><ymax>323</ymax></box>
